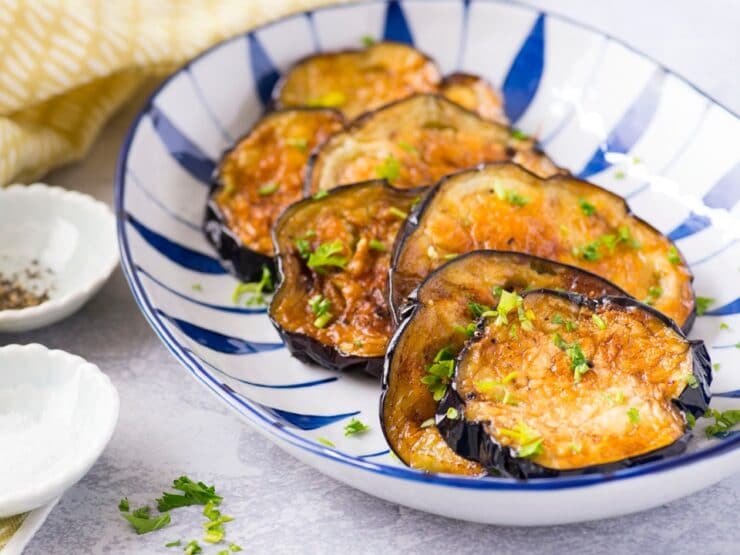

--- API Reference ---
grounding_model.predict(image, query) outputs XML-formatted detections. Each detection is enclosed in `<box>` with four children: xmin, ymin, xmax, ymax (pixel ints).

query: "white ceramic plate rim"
<box><xmin>0</xmin><ymin>344</ymin><xmax>119</xmax><ymax>516</ymax></box>
<box><xmin>115</xmin><ymin>0</ymin><xmax>740</xmax><ymax>492</ymax></box>
<box><xmin>0</xmin><ymin>184</ymin><xmax>119</xmax><ymax>326</ymax></box>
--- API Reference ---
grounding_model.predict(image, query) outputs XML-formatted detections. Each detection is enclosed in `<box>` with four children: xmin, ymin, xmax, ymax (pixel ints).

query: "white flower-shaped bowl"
<box><xmin>0</xmin><ymin>344</ymin><xmax>119</xmax><ymax>517</ymax></box>
<box><xmin>0</xmin><ymin>184</ymin><xmax>118</xmax><ymax>333</ymax></box>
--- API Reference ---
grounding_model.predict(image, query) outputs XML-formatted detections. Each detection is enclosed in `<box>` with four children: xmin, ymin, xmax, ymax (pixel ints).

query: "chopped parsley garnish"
<box><xmin>421</xmin><ymin>346</ymin><xmax>456</xmax><ymax>401</ymax></box>
<box><xmin>309</xmin><ymin>294</ymin><xmax>333</xmax><ymax>328</ymax></box>
<box><xmin>307</xmin><ymin>240</ymin><xmax>348</xmax><ymax>272</ymax></box>
<box><xmin>376</xmin><ymin>155</ymin><xmax>401</xmax><ymax>182</ymax></box>
<box><xmin>123</xmin><ymin>510</ymin><xmax>171</xmax><ymax>535</ymax></box>
<box><xmin>572</xmin><ymin>226</ymin><xmax>639</xmax><ymax>261</ymax></box>
<box><xmin>184</xmin><ymin>540</ymin><xmax>202</xmax><ymax>555</ymax></box>
<box><xmin>132</xmin><ymin>506</ymin><xmax>151</xmax><ymax>518</ymax></box>
<box><xmin>481</xmin><ymin>289</ymin><xmax>525</xmax><ymax>327</ymax></box>
<box><xmin>704</xmin><ymin>409</ymin><xmax>740</xmax><ymax>438</ymax></box>
<box><xmin>667</xmin><ymin>246</ymin><xmax>681</xmax><ymax>265</ymax></box>
<box><xmin>685</xmin><ymin>374</ymin><xmax>699</xmax><ymax>388</ymax></box>
<box><xmin>564</xmin><ymin>320</ymin><xmax>578</xmax><ymax>332</ymax></box>
<box><xmin>695</xmin><ymin>296</ymin><xmax>715</xmax><ymax>316</ymax></box>
<box><xmin>398</xmin><ymin>140</ymin><xmax>418</xmax><ymax>154</ymax></box>
<box><xmin>468</xmin><ymin>301</ymin><xmax>491</xmax><ymax>319</ymax></box>
<box><xmin>361</xmin><ymin>34</ymin><xmax>375</xmax><ymax>47</ymax></box>
<box><xmin>313</xmin><ymin>190</ymin><xmax>329</xmax><ymax>200</ymax></box>
<box><xmin>475</xmin><ymin>372</ymin><xmax>519</xmax><ymax>405</ymax></box>
<box><xmin>446</xmin><ymin>407</ymin><xmax>460</xmax><ymax>420</ymax></box>
<box><xmin>686</xmin><ymin>412</ymin><xmax>696</xmax><ymax>429</ymax></box>
<box><xmin>191</xmin><ymin>283</ymin><xmax>203</xmax><ymax>292</ymax></box>
<box><xmin>119</xmin><ymin>497</ymin><xmax>130</xmax><ymax>512</ymax></box>
<box><xmin>454</xmin><ymin>322</ymin><xmax>477</xmax><ymax>338</ymax></box>
<box><xmin>232</xmin><ymin>265</ymin><xmax>273</xmax><ymax>306</ymax></box>
<box><xmin>344</xmin><ymin>418</ymin><xmax>370</xmax><ymax>436</ymax></box>
<box><xmin>551</xmin><ymin>313</ymin><xmax>564</xmax><ymax>325</ymax></box>
<box><xmin>592</xmin><ymin>313</ymin><xmax>607</xmax><ymax>330</ymax></box>
<box><xmin>295</xmin><ymin>238</ymin><xmax>311</xmax><ymax>259</ymax></box>
<box><xmin>510</xmin><ymin>128</ymin><xmax>530</xmax><ymax>141</ymax></box>
<box><xmin>553</xmin><ymin>333</ymin><xmax>590</xmax><ymax>382</ymax></box>
<box><xmin>720</xmin><ymin>322</ymin><xmax>730</xmax><ymax>330</ymax></box>
<box><xmin>388</xmin><ymin>206</ymin><xmax>408</xmax><ymax>220</ymax></box>
<box><xmin>285</xmin><ymin>137</ymin><xmax>308</xmax><ymax>152</ymax></box>
<box><xmin>420</xmin><ymin>418</ymin><xmax>435</xmax><ymax>429</ymax></box>
<box><xmin>578</xmin><ymin>197</ymin><xmax>596</xmax><ymax>216</ymax></box>
<box><xmin>614</xmin><ymin>170</ymin><xmax>625</xmax><ymax>179</ymax></box>
<box><xmin>498</xmin><ymin>421</ymin><xmax>543</xmax><ymax>458</ymax></box>
<box><xmin>229</xmin><ymin>544</ymin><xmax>243</xmax><ymax>552</ymax></box>
<box><xmin>627</xmin><ymin>407</ymin><xmax>640</xmax><ymax>425</ymax></box>
<box><xmin>257</xmin><ymin>182</ymin><xmax>279</xmax><ymax>196</ymax></box>
<box><xmin>156</xmin><ymin>476</ymin><xmax>223</xmax><ymax>511</ymax></box>
<box><xmin>307</xmin><ymin>91</ymin><xmax>346</xmax><ymax>108</ymax></box>
<box><xmin>165</xmin><ymin>540</ymin><xmax>181</xmax><ymax>547</ymax></box>
<box><xmin>317</xmin><ymin>437</ymin><xmax>335</xmax><ymax>447</ymax></box>
<box><xmin>202</xmin><ymin>502</ymin><xmax>233</xmax><ymax>545</ymax></box>
<box><xmin>713</xmin><ymin>362</ymin><xmax>721</xmax><ymax>371</ymax></box>
<box><xmin>493</xmin><ymin>182</ymin><xmax>529</xmax><ymax>206</ymax></box>
<box><xmin>368</xmin><ymin>238</ymin><xmax>386</xmax><ymax>251</ymax></box>
<box><xmin>644</xmin><ymin>285</ymin><xmax>663</xmax><ymax>305</ymax></box>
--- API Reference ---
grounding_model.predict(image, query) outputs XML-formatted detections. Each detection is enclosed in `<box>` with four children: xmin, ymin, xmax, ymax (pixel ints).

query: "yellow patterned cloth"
<box><xmin>0</xmin><ymin>0</ymin><xmax>352</xmax><ymax>186</ymax></box>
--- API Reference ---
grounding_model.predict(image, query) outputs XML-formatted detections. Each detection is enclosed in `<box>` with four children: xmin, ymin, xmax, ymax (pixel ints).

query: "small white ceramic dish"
<box><xmin>0</xmin><ymin>344</ymin><xmax>119</xmax><ymax>517</ymax></box>
<box><xmin>0</xmin><ymin>184</ymin><xmax>118</xmax><ymax>333</ymax></box>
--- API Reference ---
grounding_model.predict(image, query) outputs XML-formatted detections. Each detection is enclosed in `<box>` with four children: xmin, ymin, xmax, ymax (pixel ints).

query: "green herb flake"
<box><xmin>191</xmin><ymin>283</ymin><xmax>203</xmax><ymax>292</ymax></box>
<box><xmin>361</xmin><ymin>35</ymin><xmax>375</xmax><ymax>47</ymax></box>
<box><xmin>565</xmin><ymin>320</ymin><xmax>578</xmax><ymax>332</ymax></box>
<box><xmin>309</xmin><ymin>294</ymin><xmax>333</xmax><ymax>328</ymax></box>
<box><xmin>553</xmin><ymin>334</ymin><xmax>590</xmax><ymax>382</ymax></box>
<box><xmin>317</xmin><ymin>437</ymin><xmax>335</xmax><ymax>448</ymax></box>
<box><xmin>713</xmin><ymin>362</ymin><xmax>721</xmax><ymax>371</ymax></box>
<box><xmin>454</xmin><ymin>322</ymin><xmax>477</xmax><ymax>338</ymax></box>
<box><xmin>132</xmin><ymin>506</ymin><xmax>151</xmax><ymax>518</ymax></box>
<box><xmin>720</xmin><ymin>322</ymin><xmax>730</xmax><ymax>331</ymax></box>
<box><xmin>165</xmin><ymin>540</ymin><xmax>181</xmax><ymax>548</ymax></box>
<box><xmin>695</xmin><ymin>296</ymin><xmax>715</xmax><ymax>316</ymax></box>
<box><xmin>445</xmin><ymin>407</ymin><xmax>460</xmax><ymax>420</ymax></box>
<box><xmin>285</xmin><ymin>137</ymin><xmax>308</xmax><ymax>152</ymax></box>
<box><xmin>667</xmin><ymin>246</ymin><xmax>682</xmax><ymax>265</ymax></box>
<box><xmin>376</xmin><ymin>155</ymin><xmax>401</xmax><ymax>182</ymax></box>
<box><xmin>627</xmin><ymin>407</ymin><xmax>640</xmax><ymax>425</ymax></box>
<box><xmin>551</xmin><ymin>313</ymin><xmax>564</xmax><ymax>325</ymax></box>
<box><xmin>510</xmin><ymin>128</ymin><xmax>530</xmax><ymax>141</ymax></box>
<box><xmin>257</xmin><ymin>182</ymin><xmax>279</xmax><ymax>196</ymax></box>
<box><xmin>644</xmin><ymin>285</ymin><xmax>663</xmax><ymax>305</ymax></box>
<box><xmin>184</xmin><ymin>540</ymin><xmax>202</xmax><ymax>555</ymax></box>
<box><xmin>493</xmin><ymin>182</ymin><xmax>529</xmax><ymax>206</ymax></box>
<box><xmin>118</xmin><ymin>497</ymin><xmax>130</xmax><ymax>512</ymax></box>
<box><xmin>204</xmin><ymin>528</ymin><xmax>225</xmax><ymax>544</ymax></box>
<box><xmin>307</xmin><ymin>91</ymin><xmax>346</xmax><ymax>108</ymax></box>
<box><xmin>156</xmin><ymin>476</ymin><xmax>223</xmax><ymax>512</ymax></box>
<box><xmin>398</xmin><ymin>140</ymin><xmax>418</xmax><ymax>154</ymax></box>
<box><xmin>685</xmin><ymin>412</ymin><xmax>696</xmax><ymax>428</ymax></box>
<box><xmin>231</xmin><ymin>265</ymin><xmax>274</xmax><ymax>306</ymax></box>
<box><xmin>307</xmin><ymin>240</ymin><xmax>348</xmax><ymax>271</ymax></box>
<box><xmin>420</xmin><ymin>418</ymin><xmax>435</xmax><ymax>429</ymax></box>
<box><xmin>578</xmin><ymin>197</ymin><xmax>596</xmax><ymax>216</ymax></box>
<box><xmin>123</xmin><ymin>511</ymin><xmax>171</xmax><ymax>535</ymax></box>
<box><xmin>704</xmin><ymin>409</ymin><xmax>740</xmax><ymax>438</ymax></box>
<box><xmin>468</xmin><ymin>301</ymin><xmax>491</xmax><ymax>319</ymax></box>
<box><xmin>614</xmin><ymin>170</ymin><xmax>626</xmax><ymax>179</ymax></box>
<box><xmin>344</xmin><ymin>418</ymin><xmax>370</xmax><ymax>437</ymax></box>
<box><xmin>421</xmin><ymin>346</ymin><xmax>456</xmax><ymax>401</ymax></box>
<box><xmin>685</xmin><ymin>374</ymin><xmax>699</xmax><ymax>389</ymax></box>
<box><xmin>368</xmin><ymin>238</ymin><xmax>386</xmax><ymax>251</ymax></box>
<box><xmin>229</xmin><ymin>544</ymin><xmax>244</xmax><ymax>552</ymax></box>
<box><xmin>313</xmin><ymin>190</ymin><xmax>329</xmax><ymax>200</ymax></box>
<box><xmin>592</xmin><ymin>313</ymin><xmax>607</xmax><ymax>330</ymax></box>
<box><xmin>498</xmin><ymin>421</ymin><xmax>543</xmax><ymax>458</ymax></box>
<box><xmin>388</xmin><ymin>206</ymin><xmax>408</xmax><ymax>220</ymax></box>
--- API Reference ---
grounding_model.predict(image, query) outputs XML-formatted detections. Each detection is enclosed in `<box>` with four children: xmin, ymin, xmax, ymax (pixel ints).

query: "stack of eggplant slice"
<box><xmin>202</xmin><ymin>40</ymin><xmax>712</xmax><ymax>480</ymax></box>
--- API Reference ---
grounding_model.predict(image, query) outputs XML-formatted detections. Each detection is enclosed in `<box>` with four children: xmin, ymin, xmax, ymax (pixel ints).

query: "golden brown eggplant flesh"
<box><xmin>436</xmin><ymin>290</ymin><xmax>711</xmax><ymax>479</ymax></box>
<box><xmin>269</xmin><ymin>180</ymin><xmax>422</xmax><ymax>374</ymax></box>
<box><xmin>380</xmin><ymin>250</ymin><xmax>626</xmax><ymax>475</ymax></box>
<box><xmin>273</xmin><ymin>42</ymin><xmax>441</xmax><ymax>120</ymax></box>
<box><xmin>439</xmin><ymin>72</ymin><xmax>508</xmax><ymax>125</ymax></box>
<box><xmin>307</xmin><ymin>94</ymin><xmax>563</xmax><ymax>194</ymax></box>
<box><xmin>204</xmin><ymin>108</ymin><xmax>344</xmax><ymax>281</ymax></box>
<box><xmin>390</xmin><ymin>162</ymin><xmax>696</xmax><ymax>330</ymax></box>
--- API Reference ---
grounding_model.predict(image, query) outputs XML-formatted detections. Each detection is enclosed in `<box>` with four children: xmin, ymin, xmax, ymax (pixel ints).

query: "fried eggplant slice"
<box><xmin>380</xmin><ymin>251</ymin><xmax>626</xmax><ymax>475</ymax></box>
<box><xmin>270</xmin><ymin>180</ymin><xmax>422</xmax><ymax>374</ymax></box>
<box><xmin>439</xmin><ymin>72</ymin><xmax>507</xmax><ymax>125</ymax></box>
<box><xmin>204</xmin><ymin>109</ymin><xmax>344</xmax><ymax>281</ymax></box>
<box><xmin>273</xmin><ymin>42</ymin><xmax>441</xmax><ymax>119</ymax></box>
<box><xmin>436</xmin><ymin>289</ymin><xmax>711</xmax><ymax>479</ymax></box>
<box><xmin>390</xmin><ymin>162</ymin><xmax>695</xmax><ymax>330</ymax></box>
<box><xmin>307</xmin><ymin>94</ymin><xmax>563</xmax><ymax>194</ymax></box>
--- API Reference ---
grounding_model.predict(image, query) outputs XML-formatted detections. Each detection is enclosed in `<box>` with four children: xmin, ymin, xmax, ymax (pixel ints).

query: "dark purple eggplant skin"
<box><xmin>269</xmin><ymin>179</ymin><xmax>424</xmax><ymax>377</ymax></box>
<box><xmin>203</xmin><ymin>107</ymin><xmax>344</xmax><ymax>283</ymax></box>
<box><xmin>435</xmin><ymin>289</ymin><xmax>712</xmax><ymax>480</ymax></box>
<box><xmin>388</xmin><ymin>162</ymin><xmax>697</xmax><ymax>333</ymax></box>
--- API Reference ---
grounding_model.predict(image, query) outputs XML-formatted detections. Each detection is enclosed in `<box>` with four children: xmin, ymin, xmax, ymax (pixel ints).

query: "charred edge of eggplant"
<box><xmin>388</xmin><ymin>161</ymin><xmax>697</xmax><ymax>332</ymax></box>
<box><xmin>303</xmin><ymin>94</ymin><xmax>517</xmax><ymax>197</ymax></box>
<box><xmin>203</xmin><ymin>107</ymin><xmax>344</xmax><ymax>282</ymax></box>
<box><xmin>271</xmin><ymin>41</ymin><xmax>442</xmax><ymax>110</ymax></box>
<box><xmin>269</xmin><ymin>179</ymin><xmax>424</xmax><ymax>377</ymax></box>
<box><xmin>435</xmin><ymin>289</ymin><xmax>712</xmax><ymax>480</ymax></box>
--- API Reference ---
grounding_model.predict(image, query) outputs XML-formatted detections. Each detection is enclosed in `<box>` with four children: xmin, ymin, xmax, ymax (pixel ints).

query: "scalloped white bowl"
<box><xmin>0</xmin><ymin>184</ymin><xmax>118</xmax><ymax>332</ymax></box>
<box><xmin>0</xmin><ymin>344</ymin><xmax>119</xmax><ymax>517</ymax></box>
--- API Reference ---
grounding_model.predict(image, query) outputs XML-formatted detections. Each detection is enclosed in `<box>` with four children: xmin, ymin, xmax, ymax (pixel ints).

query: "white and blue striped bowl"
<box><xmin>115</xmin><ymin>0</ymin><xmax>740</xmax><ymax>525</ymax></box>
